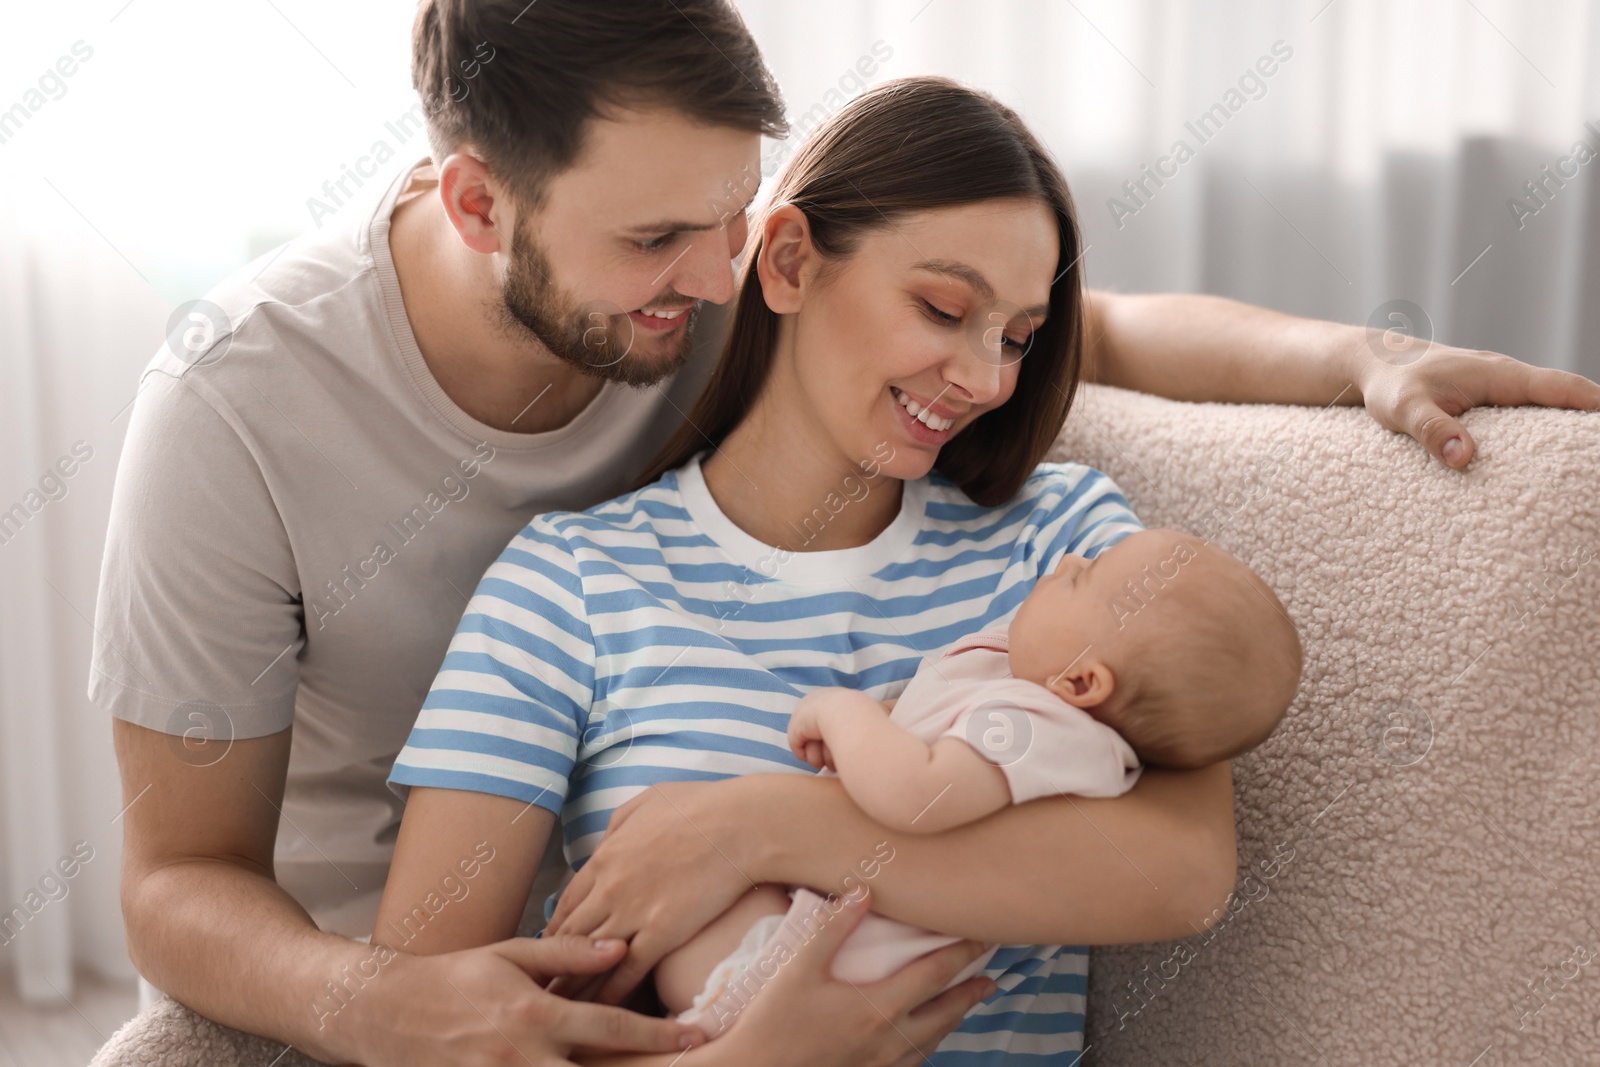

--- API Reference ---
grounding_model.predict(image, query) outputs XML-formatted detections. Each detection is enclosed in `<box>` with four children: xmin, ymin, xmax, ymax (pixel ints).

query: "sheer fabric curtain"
<box><xmin>741</xmin><ymin>0</ymin><xmax>1600</xmax><ymax>376</ymax></box>
<box><xmin>1</xmin><ymin>0</ymin><xmax>1596</xmax><ymax>1009</ymax></box>
<box><xmin>0</xmin><ymin>0</ymin><xmax>419</xmax><ymax>1004</ymax></box>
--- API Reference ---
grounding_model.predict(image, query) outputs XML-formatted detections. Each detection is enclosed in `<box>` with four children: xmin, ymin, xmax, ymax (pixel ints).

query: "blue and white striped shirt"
<box><xmin>389</xmin><ymin>453</ymin><xmax>1142</xmax><ymax>1063</ymax></box>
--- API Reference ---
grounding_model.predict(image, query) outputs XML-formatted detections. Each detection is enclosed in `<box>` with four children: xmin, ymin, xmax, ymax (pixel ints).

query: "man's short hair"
<box><xmin>411</xmin><ymin>0</ymin><xmax>788</xmax><ymax>208</ymax></box>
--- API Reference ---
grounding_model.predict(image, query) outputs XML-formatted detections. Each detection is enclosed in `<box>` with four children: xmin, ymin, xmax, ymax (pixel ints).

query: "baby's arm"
<box><xmin>787</xmin><ymin>689</ymin><xmax>1011</xmax><ymax>834</ymax></box>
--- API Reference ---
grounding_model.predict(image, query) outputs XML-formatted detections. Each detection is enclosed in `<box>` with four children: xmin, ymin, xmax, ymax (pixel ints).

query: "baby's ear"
<box><xmin>1045</xmin><ymin>658</ymin><xmax>1116</xmax><ymax>710</ymax></box>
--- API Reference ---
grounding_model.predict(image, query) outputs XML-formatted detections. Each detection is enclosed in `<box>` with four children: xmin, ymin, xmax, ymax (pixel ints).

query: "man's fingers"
<box><xmin>547</xmin><ymin>997</ymin><xmax>705</xmax><ymax>1054</ymax></box>
<box><xmin>544</xmin><ymin>973</ymin><xmax>578</xmax><ymax>998</ymax></box>
<box><xmin>1470</xmin><ymin>353</ymin><xmax>1600</xmax><ymax>410</ymax></box>
<box><xmin>493</xmin><ymin>934</ymin><xmax>628</xmax><ymax>984</ymax></box>
<box><xmin>592</xmin><ymin>952</ymin><xmax>655</xmax><ymax>1006</ymax></box>
<box><xmin>545</xmin><ymin>970</ymin><xmax>609</xmax><ymax>1001</ymax></box>
<box><xmin>1408</xmin><ymin>401</ymin><xmax>1473</xmax><ymax>468</ymax></box>
<box><xmin>1517</xmin><ymin>364</ymin><xmax>1600</xmax><ymax>410</ymax></box>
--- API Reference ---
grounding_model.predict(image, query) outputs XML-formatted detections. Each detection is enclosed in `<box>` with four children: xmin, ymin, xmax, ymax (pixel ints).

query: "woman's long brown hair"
<box><xmin>636</xmin><ymin>75</ymin><xmax>1087</xmax><ymax>507</ymax></box>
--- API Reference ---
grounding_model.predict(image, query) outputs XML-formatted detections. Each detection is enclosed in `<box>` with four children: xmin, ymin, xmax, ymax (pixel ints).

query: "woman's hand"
<box><xmin>1355</xmin><ymin>342</ymin><xmax>1600</xmax><ymax>468</ymax></box>
<box><xmin>545</xmin><ymin>779</ymin><xmax>764</xmax><ymax>1005</ymax></box>
<box><xmin>707</xmin><ymin>888</ymin><xmax>996</xmax><ymax>1067</ymax></box>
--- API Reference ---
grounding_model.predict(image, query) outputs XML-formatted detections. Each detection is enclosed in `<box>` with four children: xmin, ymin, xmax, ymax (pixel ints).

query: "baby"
<box><xmin>652</xmin><ymin>527</ymin><xmax>1304</xmax><ymax>1038</ymax></box>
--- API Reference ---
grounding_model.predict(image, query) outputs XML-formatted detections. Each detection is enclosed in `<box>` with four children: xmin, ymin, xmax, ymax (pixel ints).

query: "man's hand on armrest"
<box><xmin>1082</xmin><ymin>288</ymin><xmax>1600</xmax><ymax>470</ymax></box>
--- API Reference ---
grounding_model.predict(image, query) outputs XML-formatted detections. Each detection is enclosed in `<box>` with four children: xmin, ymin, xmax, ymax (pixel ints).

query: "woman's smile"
<box><xmin>889</xmin><ymin>384</ymin><xmax>961</xmax><ymax>446</ymax></box>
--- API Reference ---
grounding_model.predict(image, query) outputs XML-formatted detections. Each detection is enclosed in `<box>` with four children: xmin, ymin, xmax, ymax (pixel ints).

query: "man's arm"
<box><xmin>1081</xmin><ymin>289</ymin><xmax>1600</xmax><ymax>467</ymax></box>
<box><xmin>117</xmin><ymin>722</ymin><xmax>710</xmax><ymax>1066</ymax></box>
<box><xmin>102</xmin><ymin>375</ymin><xmax>405</xmax><ymax>1061</ymax></box>
<box><xmin>1082</xmin><ymin>290</ymin><xmax>1360</xmax><ymax>404</ymax></box>
<box><xmin>114</xmin><ymin>720</ymin><xmax>385</xmax><ymax>1064</ymax></box>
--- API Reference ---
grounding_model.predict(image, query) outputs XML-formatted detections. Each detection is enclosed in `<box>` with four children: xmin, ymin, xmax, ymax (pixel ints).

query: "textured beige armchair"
<box><xmin>92</xmin><ymin>385</ymin><xmax>1600</xmax><ymax>1066</ymax></box>
<box><xmin>1057</xmin><ymin>385</ymin><xmax>1600</xmax><ymax>1065</ymax></box>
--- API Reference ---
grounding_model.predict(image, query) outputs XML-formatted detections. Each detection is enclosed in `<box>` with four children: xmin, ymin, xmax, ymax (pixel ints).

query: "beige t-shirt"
<box><xmin>89</xmin><ymin>157</ymin><xmax>723</xmax><ymax>937</ymax></box>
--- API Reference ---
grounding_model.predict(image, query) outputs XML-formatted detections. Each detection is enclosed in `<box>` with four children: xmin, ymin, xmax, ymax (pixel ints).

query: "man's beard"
<box><xmin>499</xmin><ymin>222</ymin><xmax>697</xmax><ymax>388</ymax></box>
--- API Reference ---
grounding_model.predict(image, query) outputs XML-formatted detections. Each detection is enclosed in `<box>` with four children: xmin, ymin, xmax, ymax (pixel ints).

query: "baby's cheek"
<box><xmin>1006</xmin><ymin>611</ymin><xmax>1052</xmax><ymax>671</ymax></box>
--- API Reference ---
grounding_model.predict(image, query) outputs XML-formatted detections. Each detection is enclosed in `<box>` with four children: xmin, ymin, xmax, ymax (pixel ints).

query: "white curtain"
<box><xmin>2</xmin><ymin>0</ymin><xmax>1596</xmax><ymax>1008</ymax></box>
<box><xmin>0</xmin><ymin>0</ymin><xmax>421</xmax><ymax>1004</ymax></box>
<box><xmin>741</xmin><ymin>0</ymin><xmax>1600</xmax><ymax>375</ymax></box>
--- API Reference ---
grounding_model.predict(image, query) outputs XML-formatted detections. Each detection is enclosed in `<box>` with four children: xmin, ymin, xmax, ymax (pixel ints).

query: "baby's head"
<box><xmin>1008</xmin><ymin>528</ymin><xmax>1302</xmax><ymax>768</ymax></box>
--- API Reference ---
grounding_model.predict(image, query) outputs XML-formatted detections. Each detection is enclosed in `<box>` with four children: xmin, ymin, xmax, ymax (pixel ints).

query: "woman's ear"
<box><xmin>755</xmin><ymin>204</ymin><xmax>813</xmax><ymax>315</ymax></box>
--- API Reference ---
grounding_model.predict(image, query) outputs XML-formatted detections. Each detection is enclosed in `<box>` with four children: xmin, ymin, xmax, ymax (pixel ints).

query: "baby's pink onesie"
<box><xmin>677</xmin><ymin>629</ymin><xmax>1142</xmax><ymax>1037</ymax></box>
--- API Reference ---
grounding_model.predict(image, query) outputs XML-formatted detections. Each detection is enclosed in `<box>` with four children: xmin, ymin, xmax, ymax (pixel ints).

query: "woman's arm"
<box><xmin>752</xmin><ymin>763</ymin><xmax>1234</xmax><ymax>944</ymax></box>
<box><xmin>373</xmin><ymin>786</ymin><xmax>552</xmax><ymax>952</ymax></box>
<box><xmin>549</xmin><ymin>761</ymin><xmax>1235</xmax><ymax>1004</ymax></box>
<box><xmin>1082</xmin><ymin>289</ymin><xmax>1600</xmax><ymax>467</ymax></box>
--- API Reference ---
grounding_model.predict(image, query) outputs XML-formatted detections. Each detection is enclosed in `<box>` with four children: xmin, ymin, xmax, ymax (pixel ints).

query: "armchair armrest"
<box><xmin>1058</xmin><ymin>385</ymin><xmax>1600</xmax><ymax>1065</ymax></box>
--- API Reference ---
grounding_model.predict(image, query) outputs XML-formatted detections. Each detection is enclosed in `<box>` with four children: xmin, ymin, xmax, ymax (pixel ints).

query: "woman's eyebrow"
<box><xmin>911</xmin><ymin>259</ymin><xmax>1050</xmax><ymax>320</ymax></box>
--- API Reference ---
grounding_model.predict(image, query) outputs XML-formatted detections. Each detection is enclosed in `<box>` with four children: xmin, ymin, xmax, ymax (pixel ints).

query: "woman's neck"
<box><xmin>700</xmin><ymin>355</ymin><xmax>903</xmax><ymax>554</ymax></box>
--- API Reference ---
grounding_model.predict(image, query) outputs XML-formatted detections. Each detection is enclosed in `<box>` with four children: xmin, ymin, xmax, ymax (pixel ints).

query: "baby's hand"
<box><xmin>789</xmin><ymin>689</ymin><xmax>890</xmax><ymax>771</ymax></box>
<box><xmin>787</xmin><ymin>692</ymin><xmax>830</xmax><ymax>769</ymax></box>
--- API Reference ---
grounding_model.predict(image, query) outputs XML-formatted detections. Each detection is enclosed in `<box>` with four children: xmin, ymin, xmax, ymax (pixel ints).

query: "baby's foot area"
<box><xmin>654</xmin><ymin>883</ymin><xmax>793</xmax><ymax>1018</ymax></box>
<box><xmin>673</xmin><ymin>885</ymin><xmax>1001</xmax><ymax>1040</ymax></box>
<box><xmin>675</xmin><ymin>911</ymin><xmax>789</xmax><ymax>1039</ymax></box>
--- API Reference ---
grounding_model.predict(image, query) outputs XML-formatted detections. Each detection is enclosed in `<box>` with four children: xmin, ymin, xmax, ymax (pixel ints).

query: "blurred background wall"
<box><xmin>0</xmin><ymin>0</ymin><xmax>1595</xmax><ymax>1025</ymax></box>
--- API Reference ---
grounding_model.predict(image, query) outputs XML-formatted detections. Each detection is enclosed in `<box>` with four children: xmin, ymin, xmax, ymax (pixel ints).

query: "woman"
<box><xmin>377</xmin><ymin>76</ymin><xmax>1246</xmax><ymax>1064</ymax></box>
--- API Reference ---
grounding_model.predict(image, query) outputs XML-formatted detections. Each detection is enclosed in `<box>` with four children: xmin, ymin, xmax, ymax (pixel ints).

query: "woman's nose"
<box><xmin>942</xmin><ymin>337</ymin><xmax>1007</xmax><ymax>407</ymax></box>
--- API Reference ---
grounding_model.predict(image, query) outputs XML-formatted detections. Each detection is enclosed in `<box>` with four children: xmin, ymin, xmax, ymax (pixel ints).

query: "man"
<box><xmin>95</xmin><ymin>1</ymin><xmax>1600</xmax><ymax>1065</ymax></box>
